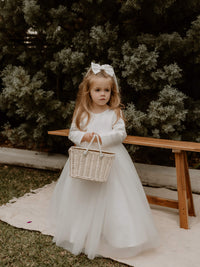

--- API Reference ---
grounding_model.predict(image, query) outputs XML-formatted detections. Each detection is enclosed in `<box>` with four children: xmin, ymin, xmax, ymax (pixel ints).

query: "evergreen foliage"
<box><xmin>0</xmin><ymin>65</ymin><xmax>74</xmax><ymax>148</ymax></box>
<box><xmin>0</xmin><ymin>0</ymin><xmax>200</xmax><ymax>151</ymax></box>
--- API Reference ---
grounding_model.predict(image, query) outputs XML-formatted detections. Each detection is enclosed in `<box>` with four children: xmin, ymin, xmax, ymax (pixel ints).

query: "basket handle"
<box><xmin>83</xmin><ymin>134</ymin><xmax>103</xmax><ymax>158</ymax></box>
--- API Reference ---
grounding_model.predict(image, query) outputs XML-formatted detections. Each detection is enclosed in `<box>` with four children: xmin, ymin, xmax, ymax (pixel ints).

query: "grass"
<box><xmin>0</xmin><ymin>164</ymin><xmax>130</xmax><ymax>267</ymax></box>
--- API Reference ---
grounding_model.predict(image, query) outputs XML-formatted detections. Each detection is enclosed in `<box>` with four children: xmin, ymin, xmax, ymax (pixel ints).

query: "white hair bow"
<box><xmin>91</xmin><ymin>62</ymin><xmax>114</xmax><ymax>77</ymax></box>
<box><xmin>89</xmin><ymin>62</ymin><xmax>119</xmax><ymax>92</ymax></box>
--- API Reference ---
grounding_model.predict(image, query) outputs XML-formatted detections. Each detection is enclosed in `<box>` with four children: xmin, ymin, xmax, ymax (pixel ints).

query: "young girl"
<box><xmin>49</xmin><ymin>62</ymin><xmax>159</xmax><ymax>260</ymax></box>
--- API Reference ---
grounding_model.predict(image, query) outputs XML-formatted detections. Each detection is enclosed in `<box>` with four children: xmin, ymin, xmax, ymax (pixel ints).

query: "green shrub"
<box><xmin>1</xmin><ymin>0</ymin><xmax>200</xmax><ymax>152</ymax></box>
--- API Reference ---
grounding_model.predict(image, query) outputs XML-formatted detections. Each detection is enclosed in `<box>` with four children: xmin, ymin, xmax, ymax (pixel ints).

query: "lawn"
<box><xmin>0</xmin><ymin>164</ymin><xmax>129</xmax><ymax>267</ymax></box>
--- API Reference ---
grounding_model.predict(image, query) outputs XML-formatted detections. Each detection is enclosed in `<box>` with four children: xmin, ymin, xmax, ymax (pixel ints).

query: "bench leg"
<box><xmin>174</xmin><ymin>150</ymin><xmax>189</xmax><ymax>229</ymax></box>
<box><xmin>183</xmin><ymin>152</ymin><xmax>196</xmax><ymax>217</ymax></box>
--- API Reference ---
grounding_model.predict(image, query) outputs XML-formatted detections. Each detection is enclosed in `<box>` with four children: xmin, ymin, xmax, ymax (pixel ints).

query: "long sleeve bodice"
<box><xmin>68</xmin><ymin>109</ymin><xmax>127</xmax><ymax>148</ymax></box>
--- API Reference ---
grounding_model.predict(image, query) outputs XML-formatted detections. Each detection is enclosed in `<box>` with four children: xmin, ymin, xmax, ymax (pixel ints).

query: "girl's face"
<box><xmin>89</xmin><ymin>77</ymin><xmax>112</xmax><ymax>111</ymax></box>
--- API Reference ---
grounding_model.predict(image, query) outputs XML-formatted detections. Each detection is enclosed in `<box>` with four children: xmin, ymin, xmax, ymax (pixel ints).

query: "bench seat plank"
<box><xmin>48</xmin><ymin>129</ymin><xmax>70</xmax><ymax>137</ymax></box>
<box><xmin>124</xmin><ymin>136</ymin><xmax>200</xmax><ymax>152</ymax></box>
<box><xmin>48</xmin><ymin>130</ymin><xmax>200</xmax><ymax>152</ymax></box>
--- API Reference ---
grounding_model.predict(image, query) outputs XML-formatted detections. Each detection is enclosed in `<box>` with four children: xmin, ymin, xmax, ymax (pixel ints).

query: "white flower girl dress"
<box><xmin>49</xmin><ymin>109</ymin><xmax>159</xmax><ymax>259</ymax></box>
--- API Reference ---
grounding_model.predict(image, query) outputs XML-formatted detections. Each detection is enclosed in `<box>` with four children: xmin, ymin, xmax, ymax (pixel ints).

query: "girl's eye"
<box><xmin>105</xmin><ymin>89</ymin><xmax>110</xmax><ymax>92</ymax></box>
<box><xmin>95</xmin><ymin>88</ymin><xmax>100</xmax><ymax>92</ymax></box>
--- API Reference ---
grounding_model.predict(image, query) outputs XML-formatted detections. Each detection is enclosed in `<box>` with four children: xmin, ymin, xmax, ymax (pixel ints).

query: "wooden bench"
<box><xmin>48</xmin><ymin>129</ymin><xmax>199</xmax><ymax>229</ymax></box>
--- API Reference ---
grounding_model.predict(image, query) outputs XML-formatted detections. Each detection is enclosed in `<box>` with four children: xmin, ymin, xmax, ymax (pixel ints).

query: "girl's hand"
<box><xmin>81</xmin><ymin>132</ymin><xmax>94</xmax><ymax>143</ymax></box>
<box><xmin>81</xmin><ymin>132</ymin><xmax>102</xmax><ymax>144</ymax></box>
<box><xmin>93</xmin><ymin>133</ymin><xmax>102</xmax><ymax>144</ymax></box>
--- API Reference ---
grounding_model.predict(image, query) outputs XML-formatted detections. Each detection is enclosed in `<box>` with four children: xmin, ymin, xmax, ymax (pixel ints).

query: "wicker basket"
<box><xmin>69</xmin><ymin>135</ymin><xmax>115</xmax><ymax>182</ymax></box>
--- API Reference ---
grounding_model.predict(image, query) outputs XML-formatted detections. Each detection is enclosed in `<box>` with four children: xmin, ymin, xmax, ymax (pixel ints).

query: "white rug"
<box><xmin>0</xmin><ymin>182</ymin><xmax>200</xmax><ymax>267</ymax></box>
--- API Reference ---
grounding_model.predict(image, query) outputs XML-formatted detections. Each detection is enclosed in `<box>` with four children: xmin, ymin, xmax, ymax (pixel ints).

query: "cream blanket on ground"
<box><xmin>0</xmin><ymin>182</ymin><xmax>199</xmax><ymax>267</ymax></box>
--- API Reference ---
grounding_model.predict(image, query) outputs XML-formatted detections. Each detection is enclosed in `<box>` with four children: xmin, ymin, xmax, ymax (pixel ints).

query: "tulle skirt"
<box><xmin>48</xmin><ymin>144</ymin><xmax>159</xmax><ymax>259</ymax></box>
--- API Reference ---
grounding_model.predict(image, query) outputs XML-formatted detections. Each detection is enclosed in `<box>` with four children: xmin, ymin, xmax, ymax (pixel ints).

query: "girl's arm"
<box><xmin>68</xmin><ymin>121</ymin><xmax>86</xmax><ymax>146</ymax></box>
<box><xmin>100</xmin><ymin>117</ymin><xmax>127</xmax><ymax>147</ymax></box>
<box><xmin>69</xmin><ymin>122</ymin><xmax>100</xmax><ymax>145</ymax></box>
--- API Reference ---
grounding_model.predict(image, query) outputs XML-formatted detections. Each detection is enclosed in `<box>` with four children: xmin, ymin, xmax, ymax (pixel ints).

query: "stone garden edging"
<box><xmin>0</xmin><ymin>147</ymin><xmax>200</xmax><ymax>193</ymax></box>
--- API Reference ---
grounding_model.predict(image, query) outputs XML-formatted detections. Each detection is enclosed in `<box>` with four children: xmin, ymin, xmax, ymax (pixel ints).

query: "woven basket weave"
<box><xmin>69</xmin><ymin>135</ymin><xmax>115</xmax><ymax>182</ymax></box>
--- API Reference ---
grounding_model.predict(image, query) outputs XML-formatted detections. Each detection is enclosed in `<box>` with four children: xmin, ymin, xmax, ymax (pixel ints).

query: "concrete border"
<box><xmin>1</xmin><ymin>147</ymin><xmax>200</xmax><ymax>193</ymax></box>
<box><xmin>0</xmin><ymin>147</ymin><xmax>67</xmax><ymax>171</ymax></box>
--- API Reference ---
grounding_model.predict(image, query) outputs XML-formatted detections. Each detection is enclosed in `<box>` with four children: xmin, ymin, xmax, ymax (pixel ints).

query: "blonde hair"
<box><xmin>73</xmin><ymin>68</ymin><xmax>124</xmax><ymax>130</ymax></box>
